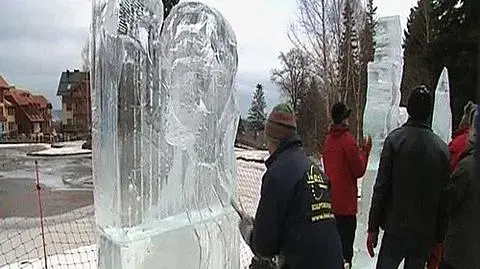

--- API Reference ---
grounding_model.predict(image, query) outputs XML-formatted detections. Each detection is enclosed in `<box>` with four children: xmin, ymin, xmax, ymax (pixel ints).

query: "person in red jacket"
<box><xmin>448</xmin><ymin>101</ymin><xmax>476</xmax><ymax>171</ymax></box>
<box><xmin>322</xmin><ymin>102</ymin><xmax>372</xmax><ymax>268</ymax></box>
<box><xmin>426</xmin><ymin>101</ymin><xmax>477</xmax><ymax>269</ymax></box>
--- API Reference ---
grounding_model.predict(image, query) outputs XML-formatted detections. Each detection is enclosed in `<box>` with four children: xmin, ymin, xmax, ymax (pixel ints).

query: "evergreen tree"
<box><xmin>237</xmin><ymin>116</ymin><xmax>245</xmax><ymax>136</ymax></box>
<box><xmin>338</xmin><ymin>0</ymin><xmax>361</xmax><ymax>140</ymax></box>
<box><xmin>297</xmin><ymin>77</ymin><xmax>328</xmax><ymax>154</ymax></box>
<box><xmin>247</xmin><ymin>84</ymin><xmax>267</xmax><ymax>133</ymax></box>
<box><xmin>430</xmin><ymin>0</ymin><xmax>478</xmax><ymax>126</ymax></box>
<box><xmin>400</xmin><ymin>0</ymin><xmax>439</xmax><ymax>105</ymax></box>
<box><xmin>401</xmin><ymin>0</ymin><xmax>478</xmax><ymax>127</ymax></box>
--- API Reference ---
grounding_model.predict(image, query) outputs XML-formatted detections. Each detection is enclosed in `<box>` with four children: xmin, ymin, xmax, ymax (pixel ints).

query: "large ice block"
<box><xmin>432</xmin><ymin>67</ymin><xmax>452</xmax><ymax>143</ymax></box>
<box><xmin>357</xmin><ymin>15</ymin><xmax>403</xmax><ymax>268</ymax></box>
<box><xmin>91</xmin><ymin>0</ymin><xmax>165</xmax><ymax>233</ymax></box>
<box><xmin>91</xmin><ymin>0</ymin><xmax>240</xmax><ymax>268</ymax></box>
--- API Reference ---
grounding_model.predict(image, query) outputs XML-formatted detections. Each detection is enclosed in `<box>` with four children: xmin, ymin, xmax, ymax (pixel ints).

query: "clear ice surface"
<box><xmin>92</xmin><ymin>0</ymin><xmax>240</xmax><ymax>268</ymax></box>
<box><xmin>398</xmin><ymin>107</ymin><xmax>409</xmax><ymax>127</ymax></box>
<box><xmin>432</xmin><ymin>67</ymin><xmax>452</xmax><ymax>144</ymax></box>
<box><xmin>358</xmin><ymin>15</ymin><xmax>403</xmax><ymax>268</ymax></box>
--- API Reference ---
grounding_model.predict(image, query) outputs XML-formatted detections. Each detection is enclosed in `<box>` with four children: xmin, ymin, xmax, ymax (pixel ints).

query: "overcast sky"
<box><xmin>0</xmin><ymin>0</ymin><xmax>417</xmax><ymax>115</ymax></box>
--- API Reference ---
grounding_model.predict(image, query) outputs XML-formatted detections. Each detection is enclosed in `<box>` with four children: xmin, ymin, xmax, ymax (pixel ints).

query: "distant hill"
<box><xmin>52</xmin><ymin>109</ymin><xmax>62</xmax><ymax>122</ymax></box>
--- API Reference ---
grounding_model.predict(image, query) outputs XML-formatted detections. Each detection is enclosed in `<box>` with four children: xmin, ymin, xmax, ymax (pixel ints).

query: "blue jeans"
<box><xmin>376</xmin><ymin>233</ymin><xmax>429</xmax><ymax>269</ymax></box>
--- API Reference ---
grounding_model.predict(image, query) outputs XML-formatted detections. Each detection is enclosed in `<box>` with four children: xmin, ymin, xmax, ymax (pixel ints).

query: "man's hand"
<box><xmin>239</xmin><ymin>217</ymin><xmax>254</xmax><ymax>245</ymax></box>
<box><xmin>366</xmin><ymin>231</ymin><xmax>379</xmax><ymax>258</ymax></box>
<box><xmin>363</xmin><ymin>136</ymin><xmax>372</xmax><ymax>155</ymax></box>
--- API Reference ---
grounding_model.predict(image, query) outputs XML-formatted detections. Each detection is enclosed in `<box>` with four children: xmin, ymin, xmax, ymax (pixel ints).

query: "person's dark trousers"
<box><xmin>335</xmin><ymin>215</ymin><xmax>357</xmax><ymax>266</ymax></box>
<box><xmin>376</xmin><ymin>233</ymin><xmax>429</xmax><ymax>269</ymax></box>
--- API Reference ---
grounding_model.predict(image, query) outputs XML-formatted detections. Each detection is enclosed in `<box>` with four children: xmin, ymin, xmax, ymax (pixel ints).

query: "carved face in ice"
<box><xmin>160</xmin><ymin>2</ymin><xmax>238</xmax><ymax>139</ymax></box>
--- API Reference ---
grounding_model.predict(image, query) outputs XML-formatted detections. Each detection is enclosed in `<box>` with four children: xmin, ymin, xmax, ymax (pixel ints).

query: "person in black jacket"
<box><xmin>366</xmin><ymin>86</ymin><xmax>450</xmax><ymax>269</ymax></box>
<box><xmin>239</xmin><ymin>103</ymin><xmax>343</xmax><ymax>269</ymax></box>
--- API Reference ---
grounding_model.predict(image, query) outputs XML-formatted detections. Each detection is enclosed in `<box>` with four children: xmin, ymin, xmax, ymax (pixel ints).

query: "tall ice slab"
<box><xmin>356</xmin><ymin>15</ymin><xmax>403</xmax><ymax>268</ymax></box>
<box><xmin>91</xmin><ymin>1</ymin><xmax>240</xmax><ymax>268</ymax></box>
<box><xmin>432</xmin><ymin>67</ymin><xmax>452</xmax><ymax>143</ymax></box>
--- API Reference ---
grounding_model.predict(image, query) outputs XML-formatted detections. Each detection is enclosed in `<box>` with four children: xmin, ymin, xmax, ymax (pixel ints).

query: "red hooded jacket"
<box><xmin>322</xmin><ymin>124</ymin><xmax>369</xmax><ymax>216</ymax></box>
<box><xmin>448</xmin><ymin>127</ymin><xmax>471</xmax><ymax>172</ymax></box>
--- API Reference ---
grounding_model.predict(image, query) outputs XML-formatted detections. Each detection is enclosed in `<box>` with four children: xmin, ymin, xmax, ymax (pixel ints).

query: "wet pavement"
<box><xmin>0</xmin><ymin>145</ymin><xmax>94</xmax><ymax>218</ymax></box>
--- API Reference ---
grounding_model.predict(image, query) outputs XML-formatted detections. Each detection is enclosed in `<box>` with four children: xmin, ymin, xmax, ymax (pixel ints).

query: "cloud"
<box><xmin>235</xmin><ymin>71</ymin><xmax>282</xmax><ymax>117</ymax></box>
<box><xmin>0</xmin><ymin>0</ymin><xmax>418</xmax><ymax>113</ymax></box>
<box><xmin>0</xmin><ymin>0</ymin><xmax>90</xmax><ymax>108</ymax></box>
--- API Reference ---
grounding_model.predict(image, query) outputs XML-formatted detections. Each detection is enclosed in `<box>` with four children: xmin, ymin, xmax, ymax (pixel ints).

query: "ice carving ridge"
<box><xmin>92</xmin><ymin>0</ymin><xmax>240</xmax><ymax>268</ymax></box>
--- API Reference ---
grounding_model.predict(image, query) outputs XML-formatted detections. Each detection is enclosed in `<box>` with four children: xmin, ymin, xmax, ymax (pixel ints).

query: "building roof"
<box><xmin>57</xmin><ymin>70</ymin><xmax>89</xmax><ymax>96</ymax></box>
<box><xmin>5</xmin><ymin>89</ymin><xmax>51</xmax><ymax>123</ymax></box>
<box><xmin>4</xmin><ymin>99</ymin><xmax>13</xmax><ymax>107</ymax></box>
<box><xmin>0</xmin><ymin>74</ymin><xmax>9</xmax><ymax>88</ymax></box>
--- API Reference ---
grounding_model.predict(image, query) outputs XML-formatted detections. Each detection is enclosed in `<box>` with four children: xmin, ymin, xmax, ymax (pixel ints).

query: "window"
<box><xmin>0</xmin><ymin>106</ymin><xmax>3</xmax><ymax>116</ymax></box>
<box><xmin>7</xmin><ymin>107</ymin><xmax>14</xmax><ymax>115</ymax></box>
<box><xmin>66</xmin><ymin>102</ymin><xmax>72</xmax><ymax>111</ymax></box>
<box><xmin>8</xmin><ymin>122</ymin><xmax>15</xmax><ymax>131</ymax></box>
<box><xmin>67</xmin><ymin>118</ymin><xmax>73</xmax><ymax>126</ymax></box>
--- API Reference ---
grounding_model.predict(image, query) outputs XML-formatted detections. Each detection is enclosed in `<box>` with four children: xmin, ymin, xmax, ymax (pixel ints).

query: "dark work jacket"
<box><xmin>250</xmin><ymin>135</ymin><xmax>343</xmax><ymax>269</ymax></box>
<box><xmin>367</xmin><ymin>120</ymin><xmax>450</xmax><ymax>246</ymax></box>
<box><xmin>444</xmin><ymin>143</ymin><xmax>477</xmax><ymax>269</ymax></box>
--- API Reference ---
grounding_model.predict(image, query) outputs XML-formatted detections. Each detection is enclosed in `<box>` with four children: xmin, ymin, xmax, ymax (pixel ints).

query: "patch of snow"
<box><xmin>0</xmin><ymin>245</ymin><xmax>97</xmax><ymax>269</ymax></box>
<box><xmin>29</xmin><ymin>141</ymin><xmax>91</xmax><ymax>157</ymax></box>
<box><xmin>235</xmin><ymin>150</ymin><xmax>269</xmax><ymax>162</ymax></box>
<box><xmin>0</xmin><ymin>143</ymin><xmax>49</xmax><ymax>149</ymax></box>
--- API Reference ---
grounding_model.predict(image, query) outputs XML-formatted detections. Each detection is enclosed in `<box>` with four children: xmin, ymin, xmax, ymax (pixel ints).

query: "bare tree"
<box><xmin>297</xmin><ymin>77</ymin><xmax>329</xmax><ymax>154</ymax></box>
<box><xmin>270</xmin><ymin>49</ymin><xmax>311</xmax><ymax>112</ymax></box>
<box><xmin>288</xmin><ymin>0</ymin><xmax>339</xmax><ymax>112</ymax></box>
<box><xmin>287</xmin><ymin>0</ymin><xmax>365</xmax><ymax>120</ymax></box>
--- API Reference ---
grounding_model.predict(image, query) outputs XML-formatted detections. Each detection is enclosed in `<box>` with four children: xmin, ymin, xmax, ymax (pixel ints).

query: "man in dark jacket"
<box><xmin>322</xmin><ymin>102</ymin><xmax>372</xmax><ymax>268</ymax></box>
<box><xmin>440</xmin><ymin>110</ymin><xmax>478</xmax><ymax>269</ymax></box>
<box><xmin>366</xmin><ymin>86</ymin><xmax>450</xmax><ymax>269</ymax></box>
<box><xmin>239</xmin><ymin>103</ymin><xmax>344</xmax><ymax>269</ymax></box>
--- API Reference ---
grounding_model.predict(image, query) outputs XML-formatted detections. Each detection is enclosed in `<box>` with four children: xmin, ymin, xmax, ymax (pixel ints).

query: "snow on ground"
<box><xmin>0</xmin><ymin>245</ymin><xmax>96</xmax><ymax>269</ymax></box>
<box><xmin>28</xmin><ymin>141</ymin><xmax>91</xmax><ymax>157</ymax></box>
<box><xmin>0</xmin><ymin>147</ymin><xmax>380</xmax><ymax>268</ymax></box>
<box><xmin>0</xmin><ymin>143</ymin><xmax>49</xmax><ymax>149</ymax></box>
<box><xmin>235</xmin><ymin>148</ymin><xmax>269</xmax><ymax>162</ymax></box>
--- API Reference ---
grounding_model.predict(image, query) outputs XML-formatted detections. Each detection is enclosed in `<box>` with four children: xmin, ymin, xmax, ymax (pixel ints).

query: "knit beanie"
<box><xmin>265</xmin><ymin>103</ymin><xmax>297</xmax><ymax>142</ymax></box>
<box><xmin>407</xmin><ymin>85</ymin><xmax>433</xmax><ymax>121</ymax></box>
<box><xmin>331</xmin><ymin>102</ymin><xmax>352</xmax><ymax>124</ymax></box>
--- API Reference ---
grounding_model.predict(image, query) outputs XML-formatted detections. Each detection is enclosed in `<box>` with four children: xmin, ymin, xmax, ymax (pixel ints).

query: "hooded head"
<box><xmin>458</xmin><ymin>101</ymin><xmax>477</xmax><ymax>130</ymax></box>
<box><xmin>331</xmin><ymin>102</ymin><xmax>352</xmax><ymax>124</ymax></box>
<box><xmin>265</xmin><ymin>103</ymin><xmax>297</xmax><ymax>146</ymax></box>
<box><xmin>407</xmin><ymin>85</ymin><xmax>433</xmax><ymax>122</ymax></box>
<box><xmin>468</xmin><ymin>109</ymin><xmax>477</xmax><ymax>144</ymax></box>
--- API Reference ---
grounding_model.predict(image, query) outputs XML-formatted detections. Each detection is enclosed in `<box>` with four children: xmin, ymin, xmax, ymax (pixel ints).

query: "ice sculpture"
<box><xmin>91</xmin><ymin>0</ymin><xmax>240</xmax><ymax>268</ymax></box>
<box><xmin>432</xmin><ymin>67</ymin><xmax>452</xmax><ymax>143</ymax></box>
<box><xmin>398</xmin><ymin>107</ymin><xmax>409</xmax><ymax>127</ymax></box>
<box><xmin>159</xmin><ymin>1</ymin><xmax>240</xmax><ymax>268</ymax></box>
<box><xmin>357</xmin><ymin>15</ymin><xmax>403</xmax><ymax>268</ymax></box>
